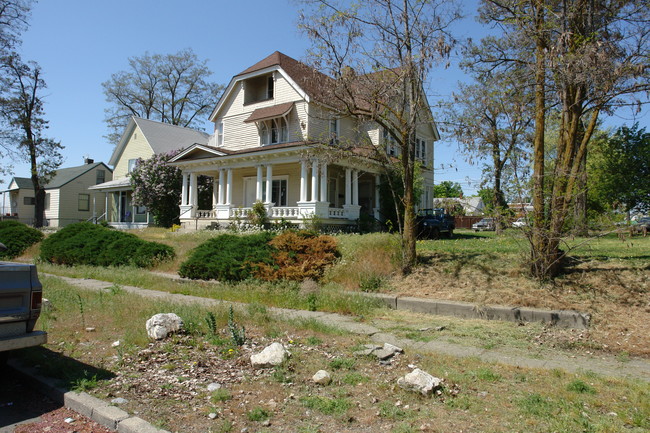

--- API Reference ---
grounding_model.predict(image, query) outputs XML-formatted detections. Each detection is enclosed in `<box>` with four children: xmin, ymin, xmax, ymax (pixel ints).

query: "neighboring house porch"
<box><xmin>89</xmin><ymin>178</ymin><xmax>152</xmax><ymax>229</ymax></box>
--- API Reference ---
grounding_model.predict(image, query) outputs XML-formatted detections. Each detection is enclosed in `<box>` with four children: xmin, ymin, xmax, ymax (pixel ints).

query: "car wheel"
<box><xmin>431</xmin><ymin>228</ymin><xmax>440</xmax><ymax>239</ymax></box>
<box><xmin>446</xmin><ymin>230</ymin><xmax>453</xmax><ymax>239</ymax></box>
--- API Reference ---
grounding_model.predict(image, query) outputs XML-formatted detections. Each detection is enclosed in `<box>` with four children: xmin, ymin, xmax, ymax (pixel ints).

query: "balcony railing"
<box><xmin>189</xmin><ymin>205</ymin><xmax>350</xmax><ymax>220</ymax></box>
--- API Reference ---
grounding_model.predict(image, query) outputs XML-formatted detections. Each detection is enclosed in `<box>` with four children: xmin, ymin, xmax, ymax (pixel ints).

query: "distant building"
<box><xmin>433</xmin><ymin>196</ymin><xmax>485</xmax><ymax>216</ymax></box>
<box><xmin>1</xmin><ymin>160</ymin><xmax>113</xmax><ymax>227</ymax></box>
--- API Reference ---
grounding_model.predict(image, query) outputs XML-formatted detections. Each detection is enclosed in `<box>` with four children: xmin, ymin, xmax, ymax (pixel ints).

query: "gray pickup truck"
<box><xmin>0</xmin><ymin>242</ymin><xmax>47</xmax><ymax>354</ymax></box>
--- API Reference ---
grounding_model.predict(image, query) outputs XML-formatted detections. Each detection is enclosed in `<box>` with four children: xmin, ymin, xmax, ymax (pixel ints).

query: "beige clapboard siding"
<box><xmin>113</xmin><ymin>125</ymin><xmax>153</xmax><ymax>179</ymax></box>
<box><xmin>218</xmin><ymin>74</ymin><xmax>307</xmax><ymax>151</ymax></box>
<box><xmin>44</xmin><ymin>190</ymin><xmax>60</xmax><ymax>224</ymax></box>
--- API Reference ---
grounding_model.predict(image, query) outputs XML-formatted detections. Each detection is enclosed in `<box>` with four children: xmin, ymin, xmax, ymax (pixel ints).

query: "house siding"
<box><xmin>113</xmin><ymin>125</ymin><xmax>154</xmax><ymax>179</ymax></box>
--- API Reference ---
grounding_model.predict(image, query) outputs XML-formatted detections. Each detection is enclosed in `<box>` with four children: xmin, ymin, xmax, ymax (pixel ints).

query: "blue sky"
<box><xmin>1</xmin><ymin>0</ymin><xmax>647</xmax><ymax>196</ymax></box>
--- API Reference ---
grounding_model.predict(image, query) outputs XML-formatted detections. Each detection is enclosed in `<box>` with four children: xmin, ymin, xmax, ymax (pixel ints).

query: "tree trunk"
<box><xmin>573</xmin><ymin>143</ymin><xmax>588</xmax><ymax>236</ymax></box>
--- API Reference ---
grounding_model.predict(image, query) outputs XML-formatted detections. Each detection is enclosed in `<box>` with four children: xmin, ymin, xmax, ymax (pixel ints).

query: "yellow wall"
<box><xmin>113</xmin><ymin>125</ymin><xmax>154</xmax><ymax>179</ymax></box>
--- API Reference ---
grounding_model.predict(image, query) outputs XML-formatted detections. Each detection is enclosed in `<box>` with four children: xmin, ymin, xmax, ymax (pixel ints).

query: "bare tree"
<box><xmin>443</xmin><ymin>68</ymin><xmax>533</xmax><ymax>233</ymax></box>
<box><xmin>475</xmin><ymin>0</ymin><xmax>650</xmax><ymax>278</ymax></box>
<box><xmin>0</xmin><ymin>54</ymin><xmax>62</xmax><ymax>227</ymax></box>
<box><xmin>102</xmin><ymin>48</ymin><xmax>223</xmax><ymax>145</ymax></box>
<box><xmin>299</xmin><ymin>0</ymin><xmax>460</xmax><ymax>274</ymax></box>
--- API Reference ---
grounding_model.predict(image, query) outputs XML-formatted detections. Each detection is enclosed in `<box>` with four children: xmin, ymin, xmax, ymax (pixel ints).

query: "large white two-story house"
<box><xmin>168</xmin><ymin>51</ymin><xmax>439</xmax><ymax>229</ymax></box>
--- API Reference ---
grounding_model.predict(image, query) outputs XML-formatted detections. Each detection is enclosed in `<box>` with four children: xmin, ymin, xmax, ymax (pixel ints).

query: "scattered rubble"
<box><xmin>312</xmin><ymin>370</ymin><xmax>331</xmax><ymax>385</ymax></box>
<box><xmin>397</xmin><ymin>368</ymin><xmax>443</xmax><ymax>396</ymax></box>
<box><xmin>250</xmin><ymin>342</ymin><xmax>290</xmax><ymax>368</ymax></box>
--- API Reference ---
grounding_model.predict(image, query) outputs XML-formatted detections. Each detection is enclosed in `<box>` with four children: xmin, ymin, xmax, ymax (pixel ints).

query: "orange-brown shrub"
<box><xmin>253</xmin><ymin>230</ymin><xmax>340</xmax><ymax>281</ymax></box>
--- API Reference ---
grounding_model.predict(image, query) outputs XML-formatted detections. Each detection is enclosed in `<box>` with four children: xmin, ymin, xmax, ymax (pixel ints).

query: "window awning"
<box><xmin>244</xmin><ymin>102</ymin><xmax>294</xmax><ymax>123</ymax></box>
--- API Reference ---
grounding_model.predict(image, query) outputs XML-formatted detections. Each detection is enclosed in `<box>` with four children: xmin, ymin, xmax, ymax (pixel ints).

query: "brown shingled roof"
<box><xmin>244</xmin><ymin>102</ymin><xmax>294</xmax><ymax>123</ymax></box>
<box><xmin>237</xmin><ymin>51</ymin><xmax>337</xmax><ymax>107</ymax></box>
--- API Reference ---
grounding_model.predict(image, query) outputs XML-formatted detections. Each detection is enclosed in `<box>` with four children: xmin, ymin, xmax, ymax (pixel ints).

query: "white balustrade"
<box><xmin>328</xmin><ymin>208</ymin><xmax>346</xmax><ymax>218</ymax></box>
<box><xmin>270</xmin><ymin>207</ymin><xmax>301</xmax><ymax>218</ymax></box>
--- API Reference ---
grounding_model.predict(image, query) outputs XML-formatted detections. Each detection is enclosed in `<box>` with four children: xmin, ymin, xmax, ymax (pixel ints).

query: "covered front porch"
<box><xmin>171</xmin><ymin>147</ymin><xmax>381</xmax><ymax>230</ymax></box>
<box><xmin>89</xmin><ymin>178</ymin><xmax>152</xmax><ymax>229</ymax></box>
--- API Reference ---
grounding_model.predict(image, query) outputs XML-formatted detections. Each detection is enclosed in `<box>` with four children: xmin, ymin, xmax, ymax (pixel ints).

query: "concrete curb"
<box><xmin>363</xmin><ymin>293</ymin><xmax>591</xmax><ymax>329</ymax></box>
<box><xmin>7</xmin><ymin>359</ymin><xmax>169</xmax><ymax>433</ymax></box>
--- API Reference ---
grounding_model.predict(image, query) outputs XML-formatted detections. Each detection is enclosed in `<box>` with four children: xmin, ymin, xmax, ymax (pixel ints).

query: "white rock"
<box><xmin>383</xmin><ymin>343</ymin><xmax>403</xmax><ymax>353</ymax></box>
<box><xmin>250</xmin><ymin>342</ymin><xmax>289</xmax><ymax>368</ymax></box>
<box><xmin>41</xmin><ymin>298</ymin><xmax>54</xmax><ymax>312</ymax></box>
<box><xmin>207</xmin><ymin>382</ymin><xmax>222</xmax><ymax>392</ymax></box>
<box><xmin>111</xmin><ymin>340</ymin><xmax>120</xmax><ymax>347</ymax></box>
<box><xmin>64</xmin><ymin>417</ymin><xmax>75</xmax><ymax>424</ymax></box>
<box><xmin>146</xmin><ymin>313</ymin><xmax>184</xmax><ymax>340</ymax></box>
<box><xmin>208</xmin><ymin>412</ymin><xmax>218</xmax><ymax>419</ymax></box>
<box><xmin>111</xmin><ymin>397</ymin><xmax>128</xmax><ymax>404</ymax></box>
<box><xmin>397</xmin><ymin>368</ymin><xmax>442</xmax><ymax>396</ymax></box>
<box><xmin>312</xmin><ymin>370</ymin><xmax>331</xmax><ymax>385</ymax></box>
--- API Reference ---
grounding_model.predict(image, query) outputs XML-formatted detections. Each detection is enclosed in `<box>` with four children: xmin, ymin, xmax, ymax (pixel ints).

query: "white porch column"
<box><xmin>181</xmin><ymin>172</ymin><xmax>189</xmax><ymax>206</ymax></box>
<box><xmin>256</xmin><ymin>165</ymin><xmax>263</xmax><ymax>202</ymax></box>
<box><xmin>345</xmin><ymin>168</ymin><xmax>352</xmax><ymax>206</ymax></box>
<box><xmin>299</xmin><ymin>160</ymin><xmax>308</xmax><ymax>202</ymax></box>
<box><xmin>212</xmin><ymin>175</ymin><xmax>218</xmax><ymax>208</ymax></box>
<box><xmin>319</xmin><ymin>163</ymin><xmax>328</xmax><ymax>203</ymax></box>
<box><xmin>104</xmin><ymin>193</ymin><xmax>108</xmax><ymax>221</ymax></box>
<box><xmin>311</xmin><ymin>159</ymin><xmax>319</xmax><ymax>202</ymax></box>
<box><xmin>218</xmin><ymin>169</ymin><xmax>225</xmax><ymax>205</ymax></box>
<box><xmin>189</xmin><ymin>173</ymin><xmax>197</xmax><ymax>207</ymax></box>
<box><xmin>352</xmin><ymin>170</ymin><xmax>359</xmax><ymax>206</ymax></box>
<box><xmin>226</xmin><ymin>169</ymin><xmax>233</xmax><ymax>205</ymax></box>
<box><xmin>265</xmin><ymin>164</ymin><xmax>273</xmax><ymax>204</ymax></box>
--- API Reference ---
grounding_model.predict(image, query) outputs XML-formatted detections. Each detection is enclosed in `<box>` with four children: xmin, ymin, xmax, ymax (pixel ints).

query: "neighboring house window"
<box><xmin>78</xmin><ymin>194</ymin><xmax>90</xmax><ymax>211</ymax></box>
<box><xmin>260</xmin><ymin>118</ymin><xmax>288</xmax><ymax>145</ymax></box>
<box><xmin>262</xmin><ymin>179</ymin><xmax>288</xmax><ymax>206</ymax></box>
<box><xmin>128</xmin><ymin>159</ymin><xmax>138</xmax><ymax>173</ymax></box>
<box><xmin>44</xmin><ymin>193</ymin><xmax>50</xmax><ymax>210</ymax></box>
<box><xmin>216</xmin><ymin>121</ymin><xmax>224</xmax><ymax>146</ymax></box>
<box><xmin>23</xmin><ymin>197</ymin><xmax>35</xmax><ymax>205</ymax></box>
<box><xmin>329</xmin><ymin>118</ymin><xmax>340</xmax><ymax>145</ymax></box>
<box><xmin>267</xmin><ymin>75</ymin><xmax>274</xmax><ymax>99</ymax></box>
<box><xmin>96</xmin><ymin>169</ymin><xmax>105</xmax><ymax>184</ymax></box>
<box><xmin>136</xmin><ymin>205</ymin><xmax>146</xmax><ymax>215</ymax></box>
<box><xmin>414</xmin><ymin>138</ymin><xmax>426</xmax><ymax>161</ymax></box>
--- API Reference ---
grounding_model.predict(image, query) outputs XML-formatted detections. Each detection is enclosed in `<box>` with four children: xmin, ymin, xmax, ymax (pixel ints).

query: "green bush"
<box><xmin>0</xmin><ymin>220</ymin><xmax>44</xmax><ymax>259</ymax></box>
<box><xmin>178</xmin><ymin>232</ymin><xmax>275</xmax><ymax>281</ymax></box>
<box><xmin>39</xmin><ymin>222</ymin><xmax>174</xmax><ymax>267</ymax></box>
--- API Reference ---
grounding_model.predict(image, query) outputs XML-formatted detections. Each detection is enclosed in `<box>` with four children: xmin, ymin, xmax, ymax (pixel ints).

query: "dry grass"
<box><xmin>22</xmin><ymin>276</ymin><xmax>650</xmax><ymax>433</ymax></box>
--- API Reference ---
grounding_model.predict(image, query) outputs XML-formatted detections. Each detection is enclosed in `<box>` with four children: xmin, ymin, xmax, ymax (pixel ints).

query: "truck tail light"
<box><xmin>31</xmin><ymin>291</ymin><xmax>42</xmax><ymax>310</ymax></box>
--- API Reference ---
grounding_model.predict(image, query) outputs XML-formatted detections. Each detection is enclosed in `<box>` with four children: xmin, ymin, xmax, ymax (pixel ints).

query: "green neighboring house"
<box><xmin>1</xmin><ymin>160</ymin><xmax>113</xmax><ymax>227</ymax></box>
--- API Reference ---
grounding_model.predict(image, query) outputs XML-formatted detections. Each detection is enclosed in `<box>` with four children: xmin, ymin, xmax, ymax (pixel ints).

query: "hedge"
<box><xmin>39</xmin><ymin>222</ymin><xmax>174</xmax><ymax>268</ymax></box>
<box><xmin>0</xmin><ymin>220</ymin><xmax>44</xmax><ymax>259</ymax></box>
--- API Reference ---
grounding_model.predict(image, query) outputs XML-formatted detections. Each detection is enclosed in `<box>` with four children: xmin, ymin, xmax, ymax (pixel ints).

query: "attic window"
<box><xmin>244</xmin><ymin>74</ymin><xmax>275</xmax><ymax>105</ymax></box>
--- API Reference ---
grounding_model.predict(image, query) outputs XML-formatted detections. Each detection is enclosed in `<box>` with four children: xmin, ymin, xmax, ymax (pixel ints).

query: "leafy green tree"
<box><xmin>433</xmin><ymin>181</ymin><xmax>463</xmax><ymax>198</ymax></box>
<box><xmin>102</xmin><ymin>48</ymin><xmax>223</xmax><ymax>145</ymax></box>
<box><xmin>588</xmin><ymin>124</ymin><xmax>650</xmax><ymax>218</ymax></box>
<box><xmin>129</xmin><ymin>151</ymin><xmax>182</xmax><ymax>228</ymax></box>
<box><xmin>0</xmin><ymin>54</ymin><xmax>62</xmax><ymax>227</ymax></box>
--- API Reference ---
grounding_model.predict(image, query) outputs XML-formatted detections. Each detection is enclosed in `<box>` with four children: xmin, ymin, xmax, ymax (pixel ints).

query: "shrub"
<box><xmin>39</xmin><ymin>222</ymin><xmax>174</xmax><ymax>267</ymax></box>
<box><xmin>0</xmin><ymin>220</ymin><xmax>44</xmax><ymax>259</ymax></box>
<box><xmin>178</xmin><ymin>232</ymin><xmax>275</xmax><ymax>281</ymax></box>
<box><xmin>253</xmin><ymin>230</ymin><xmax>340</xmax><ymax>281</ymax></box>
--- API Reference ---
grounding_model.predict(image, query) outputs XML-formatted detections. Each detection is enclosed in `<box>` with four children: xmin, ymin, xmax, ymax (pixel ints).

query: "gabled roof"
<box><xmin>4</xmin><ymin>163</ymin><xmax>111</xmax><ymax>191</ymax></box>
<box><xmin>109</xmin><ymin>117</ymin><xmax>211</xmax><ymax>166</ymax></box>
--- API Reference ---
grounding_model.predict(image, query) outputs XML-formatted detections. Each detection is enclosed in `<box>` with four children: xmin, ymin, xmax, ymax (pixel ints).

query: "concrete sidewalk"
<box><xmin>44</xmin><ymin>273</ymin><xmax>650</xmax><ymax>383</ymax></box>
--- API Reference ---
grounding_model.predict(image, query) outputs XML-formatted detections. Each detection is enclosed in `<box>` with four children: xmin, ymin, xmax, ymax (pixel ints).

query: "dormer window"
<box><xmin>383</xmin><ymin>128</ymin><xmax>397</xmax><ymax>156</ymax></box>
<box><xmin>244</xmin><ymin>73</ymin><xmax>275</xmax><ymax>105</ymax></box>
<box><xmin>260</xmin><ymin>117</ymin><xmax>288</xmax><ymax>145</ymax></box>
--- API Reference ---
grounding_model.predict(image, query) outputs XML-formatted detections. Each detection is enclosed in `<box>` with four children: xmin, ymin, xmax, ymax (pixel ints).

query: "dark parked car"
<box><xmin>631</xmin><ymin>217</ymin><xmax>650</xmax><ymax>235</ymax></box>
<box><xmin>472</xmin><ymin>217</ymin><xmax>495</xmax><ymax>232</ymax></box>
<box><xmin>416</xmin><ymin>208</ymin><xmax>455</xmax><ymax>239</ymax></box>
<box><xmin>0</xmin><ymin>242</ymin><xmax>47</xmax><ymax>356</ymax></box>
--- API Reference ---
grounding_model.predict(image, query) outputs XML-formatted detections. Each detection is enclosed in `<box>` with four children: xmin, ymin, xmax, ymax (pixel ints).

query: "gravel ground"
<box><xmin>0</xmin><ymin>370</ymin><xmax>112</xmax><ymax>433</ymax></box>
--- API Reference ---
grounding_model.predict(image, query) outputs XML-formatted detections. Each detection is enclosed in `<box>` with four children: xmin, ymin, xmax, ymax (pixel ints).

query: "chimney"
<box><xmin>84</xmin><ymin>158</ymin><xmax>94</xmax><ymax>164</ymax></box>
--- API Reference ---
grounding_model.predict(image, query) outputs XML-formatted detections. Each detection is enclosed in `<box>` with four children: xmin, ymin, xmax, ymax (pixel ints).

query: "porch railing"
<box><xmin>190</xmin><ymin>206</ymin><xmax>349</xmax><ymax>220</ymax></box>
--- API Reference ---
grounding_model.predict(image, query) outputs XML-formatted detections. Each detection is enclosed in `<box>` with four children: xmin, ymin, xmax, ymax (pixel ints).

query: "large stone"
<box><xmin>397</xmin><ymin>368</ymin><xmax>442</xmax><ymax>396</ymax></box>
<box><xmin>250</xmin><ymin>342</ymin><xmax>290</xmax><ymax>368</ymax></box>
<box><xmin>312</xmin><ymin>370</ymin><xmax>331</xmax><ymax>385</ymax></box>
<box><xmin>145</xmin><ymin>313</ymin><xmax>184</xmax><ymax>340</ymax></box>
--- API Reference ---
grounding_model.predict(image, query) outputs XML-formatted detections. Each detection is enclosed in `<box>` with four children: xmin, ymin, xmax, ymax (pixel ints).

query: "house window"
<box><xmin>329</xmin><ymin>118</ymin><xmax>339</xmax><ymax>145</ymax></box>
<box><xmin>216</xmin><ymin>121</ymin><xmax>224</xmax><ymax>146</ymax></box>
<box><xmin>44</xmin><ymin>193</ymin><xmax>50</xmax><ymax>210</ymax></box>
<box><xmin>262</xmin><ymin>179</ymin><xmax>288</xmax><ymax>206</ymax></box>
<box><xmin>96</xmin><ymin>169</ymin><xmax>105</xmax><ymax>184</ymax></box>
<box><xmin>128</xmin><ymin>159</ymin><xmax>138</xmax><ymax>173</ymax></box>
<box><xmin>136</xmin><ymin>205</ymin><xmax>146</xmax><ymax>215</ymax></box>
<box><xmin>260</xmin><ymin>117</ymin><xmax>288</xmax><ymax>145</ymax></box>
<box><xmin>383</xmin><ymin>128</ymin><xmax>397</xmax><ymax>156</ymax></box>
<box><xmin>78</xmin><ymin>194</ymin><xmax>90</xmax><ymax>211</ymax></box>
<box><xmin>23</xmin><ymin>197</ymin><xmax>35</xmax><ymax>206</ymax></box>
<box><xmin>267</xmin><ymin>75</ymin><xmax>274</xmax><ymax>99</ymax></box>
